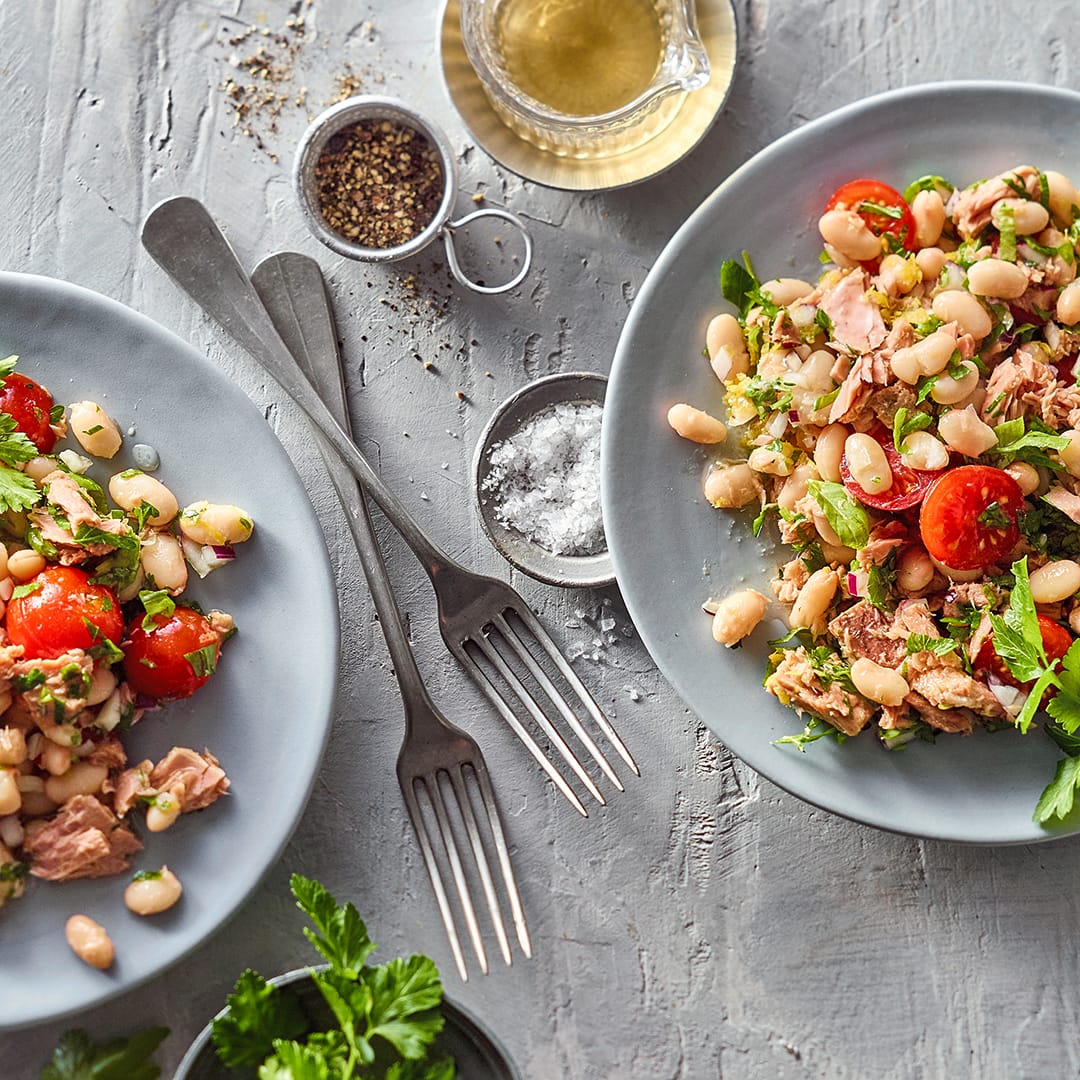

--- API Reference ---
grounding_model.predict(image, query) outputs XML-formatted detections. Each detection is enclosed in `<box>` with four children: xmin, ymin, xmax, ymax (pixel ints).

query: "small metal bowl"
<box><xmin>473</xmin><ymin>372</ymin><xmax>614</xmax><ymax>588</ymax></box>
<box><xmin>294</xmin><ymin>95</ymin><xmax>532</xmax><ymax>294</ymax></box>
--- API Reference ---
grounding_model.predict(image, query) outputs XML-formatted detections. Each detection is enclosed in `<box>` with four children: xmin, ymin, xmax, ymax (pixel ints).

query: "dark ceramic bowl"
<box><xmin>174</xmin><ymin>966</ymin><xmax>519</xmax><ymax>1079</ymax></box>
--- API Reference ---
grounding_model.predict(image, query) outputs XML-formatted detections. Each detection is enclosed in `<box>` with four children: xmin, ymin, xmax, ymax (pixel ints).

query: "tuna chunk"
<box><xmin>150</xmin><ymin>747</ymin><xmax>229</xmax><ymax>812</ymax></box>
<box><xmin>819</xmin><ymin>270</ymin><xmax>887</xmax><ymax>353</ymax></box>
<box><xmin>27</xmin><ymin>470</ymin><xmax>132</xmax><ymax>563</ymax></box>
<box><xmin>14</xmin><ymin>650</ymin><xmax>93</xmax><ymax>727</ymax></box>
<box><xmin>981</xmin><ymin>349</ymin><xmax>1057</xmax><ymax>424</ymax></box>
<box><xmin>905</xmin><ymin>651</ymin><xmax>1005</xmax><ymax>720</ymax></box>
<box><xmin>949</xmin><ymin>166</ymin><xmax>1040</xmax><ymax>239</ymax></box>
<box><xmin>765</xmin><ymin>647</ymin><xmax>876</xmax><ymax>736</ymax></box>
<box><xmin>23</xmin><ymin>794</ymin><xmax>142</xmax><ymax>880</ymax></box>
<box><xmin>1044</xmin><ymin>486</ymin><xmax>1080</xmax><ymax>525</ymax></box>
<box><xmin>827</xmin><ymin>601</ymin><xmax>908</xmax><ymax>668</ymax></box>
<box><xmin>104</xmin><ymin>758</ymin><xmax>154</xmax><ymax>817</ymax></box>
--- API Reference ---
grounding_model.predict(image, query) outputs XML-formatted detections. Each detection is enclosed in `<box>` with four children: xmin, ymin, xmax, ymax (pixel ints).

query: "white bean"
<box><xmin>1057</xmin><ymin>281</ymin><xmax>1080</xmax><ymax>326</ymax></box>
<box><xmin>938</xmin><ymin>406</ymin><xmax>998</xmax><ymax>457</ymax></box>
<box><xmin>967</xmin><ymin>258</ymin><xmax>1029</xmax><ymax>299</ymax></box>
<box><xmin>897</xmin><ymin>546</ymin><xmax>935</xmax><ymax>592</ymax></box>
<box><xmin>85</xmin><ymin>665</ymin><xmax>117</xmax><ymax>708</ymax></box>
<box><xmin>913</xmin><ymin>189</ymin><xmax>946</xmax><ymax>248</ymax></box>
<box><xmin>706</xmin><ymin>314</ymin><xmax>751</xmax><ymax>382</ymax></box>
<box><xmin>844</xmin><ymin>433</ymin><xmax>893</xmax><ymax>494</ymax></box>
<box><xmin>823</xmin><ymin>242</ymin><xmax>858</xmax><ymax>270</ymax></box>
<box><xmin>0</xmin><ymin>815</ymin><xmax>23</xmax><ymax>850</ymax></box>
<box><xmin>666</xmin><ymin>404</ymin><xmax>727</xmax><ymax>445</ymax></box>
<box><xmin>704</xmin><ymin>463</ymin><xmax>758</xmax><ymax>509</ymax></box>
<box><xmin>139</xmin><ymin>530</ymin><xmax>188</xmax><ymax>595</ymax></box>
<box><xmin>851</xmin><ymin>657</ymin><xmax>910</xmax><ymax>707</ymax></box>
<box><xmin>818</xmin><ymin>209</ymin><xmax>882</xmax><ymax>262</ymax></box>
<box><xmin>178</xmin><ymin>501</ymin><xmax>255</xmax><ymax>546</ymax></box>
<box><xmin>761</xmin><ymin>278</ymin><xmax>814</xmax><ymax>306</ymax></box>
<box><xmin>930</xmin><ymin>361</ymin><xmax>980</xmax><ymax>405</ymax></box>
<box><xmin>794</xmin><ymin>350</ymin><xmax>835</xmax><ymax>394</ymax></box>
<box><xmin>789</xmin><ymin>567</ymin><xmax>839</xmax><ymax>631</ymax></box>
<box><xmin>124</xmin><ymin>866</ymin><xmax>183</xmax><ymax>916</ymax></box>
<box><xmin>814</xmin><ymin>424</ymin><xmax>849</xmax><ymax>482</ymax></box>
<box><xmin>68</xmin><ymin>401</ymin><xmax>122</xmax><ymax>459</ymax></box>
<box><xmin>7</xmin><ymin>549</ymin><xmax>44</xmax><ymax>582</ymax></box>
<box><xmin>65</xmin><ymin>914</ymin><xmax>114</xmax><ymax>969</ymax></box>
<box><xmin>895</xmin><ymin>329</ymin><xmax>958</xmax><ymax>379</ymax></box>
<box><xmin>40</xmin><ymin>739</ymin><xmax>73</xmax><ymax>777</ymax></box>
<box><xmin>1005</xmin><ymin>460</ymin><xmax>1041</xmax><ymax>495</ymax></box>
<box><xmin>777</xmin><ymin>463</ymin><xmax>816</xmax><ymax>513</ymax></box>
<box><xmin>23</xmin><ymin>456</ymin><xmax>55</xmax><ymax>482</ymax></box>
<box><xmin>932</xmin><ymin>290</ymin><xmax>993</xmax><ymax>341</ymax></box>
<box><xmin>108</xmin><ymin>471</ymin><xmax>178</xmax><ymax>527</ymax></box>
<box><xmin>747</xmin><ymin>446</ymin><xmax>793</xmax><ymax>476</ymax></box>
<box><xmin>146</xmin><ymin>789</ymin><xmax>183</xmax><ymax>833</ymax></box>
<box><xmin>0</xmin><ymin>727</ymin><xmax>26</xmax><ymax>767</ymax></box>
<box><xmin>915</xmin><ymin>246</ymin><xmax>947</xmax><ymax>280</ymax></box>
<box><xmin>1059</xmin><ymin>429</ymin><xmax>1080</xmax><ymax>478</ymax></box>
<box><xmin>1029</xmin><ymin>560</ymin><xmax>1080</xmax><ymax>604</ymax></box>
<box><xmin>0</xmin><ymin>768</ymin><xmax>20</xmax><ymax>816</ymax></box>
<box><xmin>991</xmin><ymin>197</ymin><xmax>1050</xmax><ymax>236</ymax></box>
<box><xmin>44</xmin><ymin>762</ymin><xmax>108</xmax><ymax>805</ymax></box>
<box><xmin>711</xmin><ymin>590</ymin><xmax>768</xmax><ymax>647</ymax></box>
<box><xmin>1046</xmin><ymin>170</ymin><xmax>1080</xmax><ymax>226</ymax></box>
<box><xmin>898</xmin><ymin>431</ymin><xmax>949</xmax><ymax>471</ymax></box>
<box><xmin>16</xmin><ymin>774</ymin><xmax>56</xmax><ymax>817</ymax></box>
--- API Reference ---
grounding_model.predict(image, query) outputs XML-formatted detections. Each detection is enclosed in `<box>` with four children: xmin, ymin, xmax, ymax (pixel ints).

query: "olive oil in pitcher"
<box><xmin>494</xmin><ymin>0</ymin><xmax>663</xmax><ymax>117</ymax></box>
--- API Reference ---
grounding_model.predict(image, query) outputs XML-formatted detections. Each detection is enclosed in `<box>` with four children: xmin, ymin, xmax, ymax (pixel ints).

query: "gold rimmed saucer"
<box><xmin>439</xmin><ymin>0</ymin><xmax>738</xmax><ymax>191</ymax></box>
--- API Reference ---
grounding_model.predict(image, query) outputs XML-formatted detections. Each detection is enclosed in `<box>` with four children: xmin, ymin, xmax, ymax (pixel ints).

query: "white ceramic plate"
<box><xmin>603</xmin><ymin>81</ymin><xmax>1080</xmax><ymax>845</ymax></box>
<box><xmin>0</xmin><ymin>273</ymin><xmax>339</xmax><ymax>1027</ymax></box>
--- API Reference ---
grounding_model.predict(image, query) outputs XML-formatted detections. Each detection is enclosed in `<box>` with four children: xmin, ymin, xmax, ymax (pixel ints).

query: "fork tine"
<box><xmin>491</xmin><ymin>613</ymin><xmax>624</xmax><ymax>792</ymax></box>
<box><xmin>470</xmin><ymin>758</ymin><xmax>532</xmax><ymax>958</ymax></box>
<box><xmin>400</xmin><ymin>778</ymin><xmax>469</xmax><ymax>982</ymax></box>
<box><xmin>424</xmin><ymin>773</ymin><xmax>489</xmax><ymax>976</ymax></box>
<box><xmin>510</xmin><ymin>605</ymin><xmax>641</xmax><ymax>777</ymax></box>
<box><xmin>448</xmin><ymin>639</ymin><xmax>591</xmax><ymax>817</ymax></box>
<box><xmin>468</xmin><ymin>630</ymin><xmax>608</xmax><ymax>806</ymax></box>
<box><xmin>447</xmin><ymin>765</ymin><xmax>512</xmax><ymax>967</ymax></box>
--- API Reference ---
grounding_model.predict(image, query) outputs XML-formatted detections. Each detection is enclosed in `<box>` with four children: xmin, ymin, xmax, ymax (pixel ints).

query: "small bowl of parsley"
<box><xmin>173</xmin><ymin>875</ymin><xmax>519</xmax><ymax>1080</ymax></box>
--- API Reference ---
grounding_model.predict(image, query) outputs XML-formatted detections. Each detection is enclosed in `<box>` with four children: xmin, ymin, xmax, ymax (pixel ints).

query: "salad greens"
<box><xmin>39</xmin><ymin>1027</ymin><xmax>169</xmax><ymax>1080</ymax></box>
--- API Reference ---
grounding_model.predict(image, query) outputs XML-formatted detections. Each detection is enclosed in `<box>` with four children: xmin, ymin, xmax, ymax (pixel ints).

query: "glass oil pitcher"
<box><xmin>460</xmin><ymin>0</ymin><xmax>711</xmax><ymax>159</ymax></box>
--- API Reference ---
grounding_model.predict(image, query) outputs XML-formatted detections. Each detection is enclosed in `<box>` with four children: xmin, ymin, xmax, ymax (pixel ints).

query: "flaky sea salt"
<box><xmin>482</xmin><ymin>400</ymin><xmax>605</xmax><ymax>556</ymax></box>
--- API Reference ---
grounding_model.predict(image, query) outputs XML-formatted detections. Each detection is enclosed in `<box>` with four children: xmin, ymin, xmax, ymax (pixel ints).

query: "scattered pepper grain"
<box><xmin>314</xmin><ymin>120</ymin><xmax>444</xmax><ymax>249</ymax></box>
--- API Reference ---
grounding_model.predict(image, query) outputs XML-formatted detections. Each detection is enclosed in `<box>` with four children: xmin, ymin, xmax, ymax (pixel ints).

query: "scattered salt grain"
<box><xmin>483</xmin><ymin>401</ymin><xmax>605</xmax><ymax>556</ymax></box>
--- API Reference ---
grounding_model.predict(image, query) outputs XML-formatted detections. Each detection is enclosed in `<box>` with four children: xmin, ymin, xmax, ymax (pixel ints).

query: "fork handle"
<box><xmin>250</xmin><ymin>252</ymin><xmax>432</xmax><ymax>706</ymax></box>
<box><xmin>140</xmin><ymin>197</ymin><xmax>453</xmax><ymax>579</ymax></box>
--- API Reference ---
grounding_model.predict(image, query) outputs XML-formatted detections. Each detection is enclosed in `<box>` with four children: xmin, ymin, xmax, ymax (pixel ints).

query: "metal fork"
<box><xmin>141</xmin><ymin>197</ymin><xmax>639</xmax><ymax>816</ymax></box>
<box><xmin>251</xmin><ymin>250</ymin><xmax>529</xmax><ymax>980</ymax></box>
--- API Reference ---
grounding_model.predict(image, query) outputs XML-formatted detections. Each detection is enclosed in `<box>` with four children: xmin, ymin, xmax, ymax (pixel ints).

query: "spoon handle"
<box><xmin>140</xmin><ymin>196</ymin><xmax>452</xmax><ymax>576</ymax></box>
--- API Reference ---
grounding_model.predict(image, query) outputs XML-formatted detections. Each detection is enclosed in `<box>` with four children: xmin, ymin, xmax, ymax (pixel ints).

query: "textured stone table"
<box><xmin>6</xmin><ymin>2</ymin><xmax>1080</xmax><ymax>1077</ymax></box>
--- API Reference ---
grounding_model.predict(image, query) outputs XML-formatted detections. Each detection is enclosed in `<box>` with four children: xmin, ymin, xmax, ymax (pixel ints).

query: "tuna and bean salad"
<box><xmin>0</xmin><ymin>355</ymin><xmax>254</xmax><ymax>959</ymax></box>
<box><xmin>667</xmin><ymin>165</ymin><xmax>1080</xmax><ymax>823</ymax></box>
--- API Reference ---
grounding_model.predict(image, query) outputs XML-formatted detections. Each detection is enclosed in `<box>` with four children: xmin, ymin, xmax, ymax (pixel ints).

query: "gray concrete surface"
<box><xmin>6</xmin><ymin>1</ymin><xmax>1080</xmax><ymax>1077</ymax></box>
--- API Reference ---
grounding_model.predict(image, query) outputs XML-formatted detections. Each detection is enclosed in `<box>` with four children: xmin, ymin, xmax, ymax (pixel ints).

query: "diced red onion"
<box><xmin>987</xmin><ymin>675</ymin><xmax>1025</xmax><ymax>718</ymax></box>
<box><xmin>848</xmin><ymin>571</ymin><xmax>868</xmax><ymax>597</ymax></box>
<box><xmin>788</xmin><ymin>410</ymin><xmax>800</xmax><ymax>422</ymax></box>
<box><xmin>134</xmin><ymin>693</ymin><xmax>159</xmax><ymax>711</ymax></box>
<box><xmin>181</xmin><ymin>534</ymin><xmax>235</xmax><ymax>578</ymax></box>
<box><xmin>209</xmin><ymin>545</ymin><xmax>236</xmax><ymax>561</ymax></box>
<box><xmin>766</xmin><ymin>412</ymin><xmax>789</xmax><ymax>439</ymax></box>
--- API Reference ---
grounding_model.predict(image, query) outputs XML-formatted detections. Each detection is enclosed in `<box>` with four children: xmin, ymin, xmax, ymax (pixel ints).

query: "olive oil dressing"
<box><xmin>494</xmin><ymin>0</ymin><xmax>663</xmax><ymax>117</ymax></box>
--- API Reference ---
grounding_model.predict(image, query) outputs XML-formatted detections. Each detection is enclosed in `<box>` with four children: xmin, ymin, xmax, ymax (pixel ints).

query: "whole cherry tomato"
<box><xmin>6</xmin><ymin>566</ymin><xmax>123</xmax><ymax>660</ymax></box>
<box><xmin>919</xmin><ymin>465</ymin><xmax>1025</xmax><ymax>571</ymax></box>
<box><xmin>824</xmin><ymin>179</ymin><xmax>918</xmax><ymax>254</ymax></box>
<box><xmin>123</xmin><ymin>606</ymin><xmax>222</xmax><ymax>702</ymax></box>
<box><xmin>840</xmin><ymin>427</ymin><xmax>938</xmax><ymax>511</ymax></box>
<box><xmin>0</xmin><ymin>372</ymin><xmax>57</xmax><ymax>453</ymax></box>
<box><xmin>975</xmin><ymin>613</ymin><xmax>1074</xmax><ymax>691</ymax></box>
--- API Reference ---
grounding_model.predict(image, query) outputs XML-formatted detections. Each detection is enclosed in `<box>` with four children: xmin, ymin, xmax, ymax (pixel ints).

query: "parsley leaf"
<box><xmin>291</xmin><ymin>874</ymin><xmax>377</xmax><ymax>978</ymax></box>
<box><xmin>184</xmin><ymin>643</ymin><xmax>218</xmax><ymax>678</ymax></box>
<box><xmin>131</xmin><ymin>500</ymin><xmax>160</xmax><ymax>531</ymax></box>
<box><xmin>211</xmin><ymin>970</ymin><xmax>309</xmax><ymax>1069</ymax></box>
<box><xmin>806</xmin><ymin>480</ymin><xmax>870</xmax><ymax>549</ymax></box>
<box><xmin>365</xmin><ymin>955</ymin><xmax>445</xmax><ymax>1060</ymax></box>
<box><xmin>866</xmin><ymin>559</ymin><xmax>896</xmax><ymax>613</ymax></box>
<box><xmin>902</xmin><ymin>175</ymin><xmax>953</xmax><ymax>204</ymax></box>
<box><xmin>1034</xmin><ymin>755</ymin><xmax>1080</xmax><ymax>823</ymax></box>
<box><xmin>139</xmin><ymin>588</ymin><xmax>175</xmax><ymax>631</ymax></box>
<box><xmin>40</xmin><ymin>1026</ymin><xmax>169</xmax><ymax>1080</ymax></box>
<box><xmin>990</xmin><ymin>558</ymin><xmax>1048</xmax><ymax>688</ymax></box>
<box><xmin>11</xmin><ymin>581</ymin><xmax>40</xmax><ymax>599</ymax></box>
<box><xmin>773</xmin><ymin>715</ymin><xmax>847</xmax><ymax>750</ymax></box>
<box><xmin>1047</xmin><ymin>640</ymin><xmax>1080</xmax><ymax>734</ymax></box>
<box><xmin>892</xmin><ymin>406</ymin><xmax>932</xmax><ymax>453</ymax></box>
<box><xmin>0</xmin><ymin>354</ymin><xmax>17</xmax><ymax>379</ymax></box>
<box><xmin>0</xmin><ymin>463</ymin><xmax>41</xmax><ymax>514</ymax></box>
<box><xmin>0</xmin><ymin>412</ymin><xmax>38</xmax><ymax>466</ymax></box>
<box><xmin>997</xmin><ymin>203</ymin><xmax>1017</xmax><ymax>262</ymax></box>
<box><xmin>720</xmin><ymin>254</ymin><xmax>765</xmax><ymax>321</ymax></box>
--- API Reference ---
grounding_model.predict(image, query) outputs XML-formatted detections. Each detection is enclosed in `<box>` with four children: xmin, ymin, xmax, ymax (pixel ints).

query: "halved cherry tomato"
<box><xmin>0</xmin><ymin>372</ymin><xmax>57</xmax><ymax>453</ymax></box>
<box><xmin>824</xmin><ymin>179</ymin><xmax>918</xmax><ymax>253</ymax></box>
<box><xmin>6</xmin><ymin>566</ymin><xmax>124</xmax><ymax>660</ymax></box>
<box><xmin>839</xmin><ymin>427</ymin><xmax>938</xmax><ymax>511</ymax></box>
<box><xmin>123</xmin><ymin>606</ymin><xmax>222</xmax><ymax>702</ymax></box>
<box><xmin>919</xmin><ymin>465</ymin><xmax>1025</xmax><ymax>571</ymax></box>
<box><xmin>975</xmin><ymin>613</ymin><xmax>1073</xmax><ymax>691</ymax></box>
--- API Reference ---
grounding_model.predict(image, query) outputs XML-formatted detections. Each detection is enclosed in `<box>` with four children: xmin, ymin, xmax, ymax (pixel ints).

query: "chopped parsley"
<box><xmin>906</xmin><ymin>634</ymin><xmax>959</xmax><ymax>658</ymax></box>
<box><xmin>892</xmin><ymin>406</ymin><xmax>932</xmax><ymax>453</ymax></box>
<box><xmin>773</xmin><ymin>715</ymin><xmax>847</xmax><ymax>751</ymax></box>
<box><xmin>12</xmin><ymin>668</ymin><xmax>44</xmax><ymax>692</ymax></box>
<box><xmin>743</xmin><ymin>374</ymin><xmax>795</xmax><ymax>418</ymax></box>
<box><xmin>131</xmin><ymin>501</ymin><xmax>160</xmax><ymax>531</ymax></box>
<box><xmin>184</xmin><ymin>643</ymin><xmax>218</xmax><ymax>678</ymax></box>
<box><xmin>10</xmin><ymin>581</ymin><xmax>41</xmax><ymax>599</ymax></box>
<box><xmin>866</xmin><ymin>558</ymin><xmax>897</xmax><ymax>614</ymax></box>
<box><xmin>132</xmin><ymin>869</ymin><xmax>163</xmax><ymax>882</ymax></box>
<box><xmin>139</xmin><ymin>589</ymin><xmax>176</xmax><ymax>630</ymax></box>
<box><xmin>978</xmin><ymin>501</ymin><xmax>1013</xmax><ymax>530</ymax></box>
<box><xmin>0</xmin><ymin>860</ymin><xmax>28</xmax><ymax>882</ymax></box>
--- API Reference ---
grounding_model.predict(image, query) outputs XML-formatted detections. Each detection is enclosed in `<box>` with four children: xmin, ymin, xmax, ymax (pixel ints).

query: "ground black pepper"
<box><xmin>314</xmin><ymin>120</ymin><xmax>444</xmax><ymax>249</ymax></box>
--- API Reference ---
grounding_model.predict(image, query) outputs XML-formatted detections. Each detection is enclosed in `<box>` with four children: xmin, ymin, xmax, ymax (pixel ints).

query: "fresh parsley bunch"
<box><xmin>211</xmin><ymin>874</ymin><xmax>454</xmax><ymax>1079</ymax></box>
